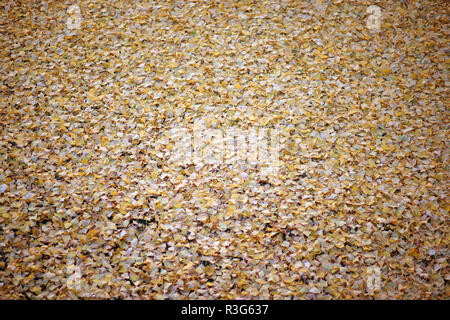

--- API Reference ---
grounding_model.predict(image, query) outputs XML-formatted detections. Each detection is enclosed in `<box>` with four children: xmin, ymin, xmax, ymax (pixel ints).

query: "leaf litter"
<box><xmin>0</xmin><ymin>0</ymin><xmax>448</xmax><ymax>299</ymax></box>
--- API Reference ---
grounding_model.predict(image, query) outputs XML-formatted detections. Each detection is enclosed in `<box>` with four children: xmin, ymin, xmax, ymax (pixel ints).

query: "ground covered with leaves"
<box><xmin>0</xmin><ymin>0</ymin><xmax>448</xmax><ymax>299</ymax></box>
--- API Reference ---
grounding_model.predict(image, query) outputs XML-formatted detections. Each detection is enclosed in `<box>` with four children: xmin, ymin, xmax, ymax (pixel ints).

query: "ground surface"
<box><xmin>0</xmin><ymin>0</ymin><xmax>448</xmax><ymax>299</ymax></box>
